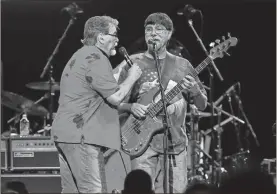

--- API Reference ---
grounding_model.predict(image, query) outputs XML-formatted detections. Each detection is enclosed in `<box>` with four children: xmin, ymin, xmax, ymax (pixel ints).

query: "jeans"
<box><xmin>131</xmin><ymin>146</ymin><xmax>188</xmax><ymax>193</ymax></box>
<box><xmin>55</xmin><ymin>142</ymin><xmax>107</xmax><ymax>193</ymax></box>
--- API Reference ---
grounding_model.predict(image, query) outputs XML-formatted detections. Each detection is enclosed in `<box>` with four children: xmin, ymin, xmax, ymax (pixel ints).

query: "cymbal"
<box><xmin>187</xmin><ymin>111</ymin><xmax>217</xmax><ymax>118</ymax></box>
<box><xmin>1</xmin><ymin>91</ymin><xmax>49</xmax><ymax>116</ymax></box>
<box><xmin>26</xmin><ymin>81</ymin><xmax>60</xmax><ymax>91</ymax></box>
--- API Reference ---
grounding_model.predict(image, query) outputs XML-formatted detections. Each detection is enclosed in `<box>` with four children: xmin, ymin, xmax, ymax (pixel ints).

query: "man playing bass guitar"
<box><xmin>114</xmin><ymin>12</ymin><xmax>207</xmax><ymax>193</ymax></box>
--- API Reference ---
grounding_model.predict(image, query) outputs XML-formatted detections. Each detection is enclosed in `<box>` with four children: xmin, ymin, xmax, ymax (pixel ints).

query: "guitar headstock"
<box><xmin>209</xmin><ymin>33</ymin><xmax>238</xmax><ymax>60</ymax></box>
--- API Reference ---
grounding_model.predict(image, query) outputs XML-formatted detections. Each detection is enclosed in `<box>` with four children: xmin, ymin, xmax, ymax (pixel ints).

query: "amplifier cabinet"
<box><xmin>1</xmin><ymin>137</ymin><xmax>8</xmax><ymax>170</ymax></box>
<box><xmin>10</xmin><ymin>136</ymin><xmax>59</xmax><ymax>171</ymax></box>
<box><xmin>1</xmin><ymin>173</ymin><xmax>62</xmax><ymax>193</ymax></box>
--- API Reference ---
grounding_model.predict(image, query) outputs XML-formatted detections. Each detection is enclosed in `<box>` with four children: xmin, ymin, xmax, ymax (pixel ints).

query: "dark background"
<box><xmin>1</xmin><ymin>0</ymin><xmax>276</xmax><ymax>166</ymax></box>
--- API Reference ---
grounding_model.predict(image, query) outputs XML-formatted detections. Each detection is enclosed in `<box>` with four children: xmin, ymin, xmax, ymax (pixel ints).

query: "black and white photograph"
<box><xmin>1</xmin><ymin>0</ymin><xmax>276</xmax><ymax>193</ymax></box>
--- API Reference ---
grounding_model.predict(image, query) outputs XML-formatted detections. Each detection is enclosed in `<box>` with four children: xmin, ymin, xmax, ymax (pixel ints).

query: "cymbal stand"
<box><xmin>227</xmin><ymin>94</ymin><xmax>243</xmax><ymax>151</ymax></box>
<box><xmin>233</xmin><ymin>93</ymin><xmax>260</xmax><ymax>147</ymax></box>
<box><xmin>214</xmin><ymin>106</ymin><xmax>223</xmax><ymax>186</ymax></box>
<box><xmin>189</xmin><ymin>104</ymin><xmax>200</xmax><ymax>179</ymax></box>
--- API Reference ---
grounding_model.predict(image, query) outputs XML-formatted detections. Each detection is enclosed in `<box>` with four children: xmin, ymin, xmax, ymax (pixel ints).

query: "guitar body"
<box><xmin>121</xmin><ymin>87</ymin><xmax>165</xmax><ymax>157</ymax></box>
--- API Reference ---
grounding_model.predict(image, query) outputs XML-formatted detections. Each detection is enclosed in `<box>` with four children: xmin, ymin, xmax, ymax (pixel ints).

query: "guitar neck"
<box><xmin>148</xmin><ymin>56</ymin><xmax>212</xmax><ymax>117</ymax></box>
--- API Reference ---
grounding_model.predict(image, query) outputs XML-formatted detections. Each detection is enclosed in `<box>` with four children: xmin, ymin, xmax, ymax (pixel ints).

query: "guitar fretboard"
<box><xmin>148</xmin><ymin>57</ymin><xmax>212</xmax><ymax>117</ymax></box>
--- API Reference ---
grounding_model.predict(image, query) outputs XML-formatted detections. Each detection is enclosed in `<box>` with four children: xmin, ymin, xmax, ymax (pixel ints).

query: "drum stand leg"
<box><xmin>189</xmin><ymin>105</ymin><xmax>220</xmax><ymax>184</ymax></box>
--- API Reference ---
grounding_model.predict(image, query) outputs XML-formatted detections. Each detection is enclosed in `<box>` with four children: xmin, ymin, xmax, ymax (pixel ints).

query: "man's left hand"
<box><xmin>182</xmin><ymin>75</ymin><xmax>201</xmax><ymax>96</ymax></box>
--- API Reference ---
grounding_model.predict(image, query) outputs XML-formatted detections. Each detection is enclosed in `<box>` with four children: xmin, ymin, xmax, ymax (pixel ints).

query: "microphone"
<box><xmin>148</xmin><ymin>40</ymin><xmax>157</xmax><ymax>52</ymax></box>
<box><xmin>177</xmin><ymin>4</ymin><xmax>200</xmax><ymax>17</ymax></box>
<box><xmin>61</xmin><ymin>2</ymin><xmax>84</xmax><ymax>16</ymax></box>
<box><xmin>214</xmin><ymin>82</ymin><xmax>240</xmax><ymax>106</ymax></box>
<box><xmin>118</xmin><ymin>47</ymin><xmax>133</xmax><ymax>67</ymax></box>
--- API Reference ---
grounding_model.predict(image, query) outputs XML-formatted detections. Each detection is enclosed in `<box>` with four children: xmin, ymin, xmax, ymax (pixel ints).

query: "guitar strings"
<box><xmin>121</xmin><ymin>81</ymin><xmax>186</xmax><ymax>140</ymax></box>
<box><xmin>121</xmin><ymin>85</ymin><xmax>184</xmax><ymax>141</ymax></box>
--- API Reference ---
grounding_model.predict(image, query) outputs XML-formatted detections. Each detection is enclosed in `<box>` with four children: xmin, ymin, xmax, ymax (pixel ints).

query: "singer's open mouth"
<box><xmin>149</xmin><ymin>39</ymin><xmax>159</xmax><ymax>44</ymax></box>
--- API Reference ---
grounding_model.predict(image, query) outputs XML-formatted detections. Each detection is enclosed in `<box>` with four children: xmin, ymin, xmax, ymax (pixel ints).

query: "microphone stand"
<box><xmin>187</xmin><ymin>20</ymin><xmax>224</xmax><ymax>81</ymax></box>
<box><xmin>187</xmin><ymin>18</ymin><xmax>224</xmax><ymax>185</ymax></box>
<box><xmin>233</xmin><ymin>93</ymin><xmax>260</xmax><ymax>147</ymax></box>
<box><xmin>39</xmin><ymin>14</ymin><xmax>77</xmax><ymax>126</ymax></box>
<box><xmin>152</xmin><ymin>45</ymin><xmax>172</xmax><ymax>194</ymax></box>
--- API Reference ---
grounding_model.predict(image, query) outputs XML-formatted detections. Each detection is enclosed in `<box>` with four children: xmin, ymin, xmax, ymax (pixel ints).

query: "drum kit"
<box><xmin>2</xmin><ymin>81</ymin><xmax>60</xmax><ymax>136</ymax></box>
<box><xmin>185</xmin><ymin>102</ymin><xmax>252</xmax><ymax>186</ymax></box>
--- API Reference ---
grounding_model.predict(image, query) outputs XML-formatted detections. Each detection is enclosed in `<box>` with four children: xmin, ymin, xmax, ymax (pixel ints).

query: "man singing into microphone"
<box><xmin>116</xmin><ymin>12</ymin><xmax>207</xmax><ymax>193</ymax></box>
<box><xmin>52</xmin><ymin>16</ymin><xmax>142</xmax><ymax>193</ymax></box>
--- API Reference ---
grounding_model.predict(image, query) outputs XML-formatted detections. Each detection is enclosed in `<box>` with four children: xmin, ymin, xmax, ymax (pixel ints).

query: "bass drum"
<box><xmin>104</xmin><ymin>149</ymin><xmax>131</xmax><ymax>193</ymax></box>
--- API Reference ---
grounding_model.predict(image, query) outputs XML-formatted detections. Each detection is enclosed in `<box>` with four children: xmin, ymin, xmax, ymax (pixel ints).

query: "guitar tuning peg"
<box><xmin>215</xmin><ymin>39</ymin><xmax>220</xmax><ymax>44</ymax></box>
<box><xmin>222</xmin><ymin>36</ymin><xmax>226</xmax><ymax>41</ymax></box>
<box><xmin>209</xmin><ymin>42</ymin><xmax>215</xmax><ymax>47</ymax></box>
<box><xmin>227</xmin><ymin>32</ymin><xmax>231</xmax><ymax>38</ymax></box>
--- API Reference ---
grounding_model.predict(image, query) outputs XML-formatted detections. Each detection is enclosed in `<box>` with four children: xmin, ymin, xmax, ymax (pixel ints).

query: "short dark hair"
<box><xmin>144</xmin><ymin>12</ymin><xmax>174</xmax><ymax>31</ymax></box>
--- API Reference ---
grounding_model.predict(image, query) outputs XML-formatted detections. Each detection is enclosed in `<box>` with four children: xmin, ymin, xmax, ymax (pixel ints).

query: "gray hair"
<box><xmin>82</xmin><ymin>16</ymin><xmax>119</xmax><ymax>46</ymax></box>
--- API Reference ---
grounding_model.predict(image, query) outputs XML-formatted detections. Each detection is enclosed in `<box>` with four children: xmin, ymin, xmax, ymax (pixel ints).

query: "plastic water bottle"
<box><xmin>20</xmin><ymin>113</ymin><xmax>30</xmax><ymax>136</ymax></box>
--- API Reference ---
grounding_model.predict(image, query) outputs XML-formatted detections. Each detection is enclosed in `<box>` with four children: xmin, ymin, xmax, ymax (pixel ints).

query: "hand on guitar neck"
<box><xmin>181</xmin><ymin>75</ymin><xmax>201</xmax><ymax>96</ymax></box>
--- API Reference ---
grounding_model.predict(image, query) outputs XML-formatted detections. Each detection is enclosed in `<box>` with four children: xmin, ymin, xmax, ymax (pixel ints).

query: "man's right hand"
<box><xmin>127</xmin><ymin>63</ymin><xmax>142</xmax><ymax>81</ymax></box>
<box><xmin>130</xmin><ymin>103</ymin><xmax>149</xmax><ymax>118</ymax></box>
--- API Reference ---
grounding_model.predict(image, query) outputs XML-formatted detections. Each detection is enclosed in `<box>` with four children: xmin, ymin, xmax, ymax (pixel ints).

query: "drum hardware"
<box><xmin>26</xmin><ymin>81</ymin><xmax>60</xmax><ymax>91</ymax></box>
<box><xmin>2</xmin><ymin>91</ymin><xmax>50</xmax><ymax>136</ymax></box>
<box><xmin>37</xmin><ymin>125</ymin><xmax>52</xmax><ymax>136</ymax></box>
<box><xmin>207</xmin><ymin>102</ymin><xmax>244</xmax><ymax>125</ymax></box>
<box><xmin>5</xmin><ymin>93</ymin><xmax>50</xmax><ymax>125</ymax></box>
<box><xmin>188</xmin><ymin>105</ymin><xmax>221</xmax><ymax>184</ymax></box>
<box><xmin>223</xmin><ymin>150</ymin><xmax>250</xmax><ymax>176</ymax></box>
<box><xmin>214</xmin><ymin>106</ymin><xmax>223</xmax><ymax>186</ymax></box>
<box><xmin>226</xmin><ymin>94</ymin><xmax>251</xmax><ymax>171</ymax></box>
<box><xmin>227</xmin><ymin>94</ymin><xmax>244</xmax><ymax>151</ymax></box>
<box><xmin>187</xmin><ymin>111</ymin><xmax>217</xmax><ymax>118</ymax></box>
<box><xmin>2</xmin><ymin>91</ymin><xmax>49</xmax><ymax>118</ymax></box>
<box><xmin>189</xmin><ymin>105</ymin><xmax>200</xmax><ymax>180</ymax></box>
<box><xmin>233</xmin><ymin>93</ymin><xmax>259</xmax><ymax>147</ymax></box>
